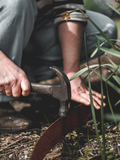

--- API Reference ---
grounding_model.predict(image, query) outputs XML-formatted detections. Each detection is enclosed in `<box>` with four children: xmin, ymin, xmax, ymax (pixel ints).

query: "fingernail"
<box><xmin>103</xmin><ymin>103</ymin><xmax>106</xmax><ymax>107</ymax></box>
<box><xmin>96</xmin><ymin>106</ymin><xmax>100</xmax><ymax>110</ymax></box>
<box><xmin>87</xmin><ymin>101</ymin><xmax>90</xmax><ymax>104</ymax></box>
<box><xmin>103</xmin><ymin>95</ymin><xmax>106</xmax><ymax>99</ymax></box>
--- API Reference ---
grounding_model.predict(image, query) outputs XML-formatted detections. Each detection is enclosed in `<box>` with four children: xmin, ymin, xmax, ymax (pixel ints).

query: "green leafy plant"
<box><xmin>61</xmin><ymin>2</ymin><xmax>120</xmax><ymax>160</ymax></box>
<box><xmin>83</xmin><ymin>147</ymin><xmax>93</xmax><ymax>160</ymax></box>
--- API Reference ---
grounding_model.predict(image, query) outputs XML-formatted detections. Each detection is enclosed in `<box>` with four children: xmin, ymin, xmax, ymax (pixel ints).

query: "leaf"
<box><xmin>90</xmin><ymin>42</ymin><xmax>104</xmax><ymax>58</ymax></box>
<box><xmin>105</xmin><ymin>113</ymin><xmax>120</xmax><ymax>121</ymax></box>
<box><xmin>95</xmin><ymin>36</ymin><xmax>120</xmax><ymax>44</ymax></box>
<box><xmin>90</xmin><ymin>38</ymin><xmax>120</xmax><ymax>58</ymax></box>
<box><xmin>107</xmin><ymin>69</ymin><xmax>120</xmax><ymax>85</ymax></box>
<box><xmin>115</xmin><ymin>99</ymin><xmax>120</xmax><ymax>106</ymax></box>
<box><xmin>69</xmin><ymin>63</ymin><xmax>119</xmax><ymax>81</ymax></box>
<box><xmin>112</xmin><ymin>75</ymin><xmax>120</xmax><ymax>85</ymax></box>
<box><xmin>95</xmin><ymin>35</ymin><xmax>106</xmax><ymax>42</ymax></box>
<box><xmin>87</xmin><ymin>17</ymin><xmax>116</xmax><ymax>51</ymax></box>
<box><xmin>105</xmin><ymin>84</ymin><xmax>117</xmax><ymax>126</ymax></box>
<box><xmin>106</xmin><ymin>3</ymin><xmax>120</xmax><ymax>15</ymax></box>
<box><xmin>99</xmin><ymin>47</ymin><xmax>120</xmax><ymax>58</ymax></box>
<box><xmin>106</xmin><ymin>66</ymin><xmax>119</xmax><ymax>82</ymax></box>
<box><xmin>84</xmin><ymin>32</ymin><xmax>104</xmax><ymax>160</ymax></box>
<box><xmin>90</xmin><ymin>67</ymin><xmax>120</xmax><ymax>94</ymax></box>
<box><xmin>106</xmin><ymin>55</ymin><xmax>120</xmax><ymax>74</ymax></box>
<box><xmin>76</xmin><ymin>8</ymin><xmax>117</xmax><ymax>51</ymax></box>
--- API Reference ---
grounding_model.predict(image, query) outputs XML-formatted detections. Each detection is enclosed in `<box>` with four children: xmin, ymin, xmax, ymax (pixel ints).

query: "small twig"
<box><xmin>79</xmin><ymin>149</ymin><xmax>84</xmax><ymax>157</ymax></box>
<box><xmin>0</xmin><ymin>137</ymin><xmax>24</xmax><ymax>152</ymax></box>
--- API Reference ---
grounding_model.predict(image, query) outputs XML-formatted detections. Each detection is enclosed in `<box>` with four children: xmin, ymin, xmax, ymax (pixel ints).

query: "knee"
<box><xmin>5</xmin><ymin>0</ymin><xmax>35</xmax><ymax>19</ymax></box>
<box><xmin>104</xmin><ymin>19</ymin><xmax>118</xmax><ymax>40</ymax></box>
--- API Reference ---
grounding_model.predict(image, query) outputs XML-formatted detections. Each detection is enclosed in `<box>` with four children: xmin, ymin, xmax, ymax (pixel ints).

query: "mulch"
<box><xmin>1</xmin><ymin>114</ymin><xmax>120</xmax><ymax>160</ymax></box>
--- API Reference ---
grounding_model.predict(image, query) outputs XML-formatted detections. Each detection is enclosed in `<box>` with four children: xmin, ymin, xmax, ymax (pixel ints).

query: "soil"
<box><xmin>1</xmin><ymin>117</ymin><xmax>120</xmax><ymax>160</ymax></box>
<box><xmin>0</xmin><ymin>92</ymin><xmax>120</xmax><ymax>160</ymax></box>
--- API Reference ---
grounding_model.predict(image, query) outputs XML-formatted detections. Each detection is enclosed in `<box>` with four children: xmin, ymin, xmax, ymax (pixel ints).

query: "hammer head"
<box><xmin>50</xmin><ymin>66</ymin><xmax>71</xmax><ymax>117</ymax></box>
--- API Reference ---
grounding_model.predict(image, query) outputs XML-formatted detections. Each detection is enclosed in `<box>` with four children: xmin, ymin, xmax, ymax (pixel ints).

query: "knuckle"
<box><xmin>19</xmin><ymin>72</ymin><xmax>26</xmax><ymax>79</ymax></box>
<box><xmin>12</xmin><ymin>88</ymin><xmax>21</xmax><ymax>98</ymax></box>
<box><xmin>5</xmin><ymin>79</ymin><xmax>10</xmax><ymax>86</ymax></box>
<box><xmin>24</xmin><ymin>87</ymin><xmax>30</xmax><ymax>92</ymax></box>
<box><xmin>13</xmin><ymin>92</ymin><xmax>20</xmax><ymax>98</ymax></box>
<box><xmin>0</xmin><ymin>82</ymin><xmax>4</xmax><ymax>86</ymax></box>
<box><xmin>22</xmin><ymin>91</ymin><xmax>29</xmax><ymax>97</ymax></box>
<box><xmin>6</xmin><ymin>92</ymin><xmax>12</xmax><ymax>97</ymax></box>
<box><xmin>11</xmin><ymin>78</ymin><xmax>17</xmax><ymax>85</ymax></box>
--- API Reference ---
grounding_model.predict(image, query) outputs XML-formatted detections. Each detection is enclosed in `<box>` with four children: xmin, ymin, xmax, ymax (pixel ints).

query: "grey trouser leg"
<box><xmin>0</xmin><ymin>0</ymin><xmax>37</xmax><ymax>102</ymax></box>
<box><xmin>22</xmin><ymin>16</ymin><xmax>63</xmax><ymax>83</ymax></box>
<box><xmin>22</xmin><ymin>10</ymin><xmax>117</xmax><ymax>82</ymax></box>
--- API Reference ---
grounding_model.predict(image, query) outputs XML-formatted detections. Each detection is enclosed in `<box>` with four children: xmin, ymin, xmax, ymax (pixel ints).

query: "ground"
<box><xmin>1</xmin><ymin>52</ymin><xmax>120</xmax><ymax>160</ymax></box>
<box><xmin>1</xmin><ymin>116</ymin><xmax>120</xmax><ymax>160</ymax></box>
<box><xmin>0</xmin><ymin>87</ymin><xmax>120</xmax><ymax>160</ymax></box>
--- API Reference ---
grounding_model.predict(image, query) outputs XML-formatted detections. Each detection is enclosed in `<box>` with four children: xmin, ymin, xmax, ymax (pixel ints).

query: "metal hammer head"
<box><xmin>50</xmin><ymin>66</ymin><xmax>71</xmax><ymax>117</ymax></box>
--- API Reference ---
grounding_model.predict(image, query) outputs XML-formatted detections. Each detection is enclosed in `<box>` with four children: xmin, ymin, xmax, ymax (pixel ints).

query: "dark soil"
<box><xmin>1</xmin><ymin>117</ymin><xmax>120</xmax><ymax>160</ymax></box>
<box><xmin>0</xmin><ymin>93</ymin><xmax>120</xmax><ymax>160</ymax></box>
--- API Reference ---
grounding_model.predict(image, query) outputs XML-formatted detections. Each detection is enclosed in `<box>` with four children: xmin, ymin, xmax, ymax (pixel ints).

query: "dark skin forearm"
<box><xmin>58</xmin><ymin>21</ymin><xmax>106</xmax><ymax>109</ymax></box>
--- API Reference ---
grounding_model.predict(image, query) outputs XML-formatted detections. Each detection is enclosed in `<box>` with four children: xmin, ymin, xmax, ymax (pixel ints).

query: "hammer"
<box><xmin>30</xmin><ymin>66</ymin><xmax>71</xmax><ymax>117</ymax></box>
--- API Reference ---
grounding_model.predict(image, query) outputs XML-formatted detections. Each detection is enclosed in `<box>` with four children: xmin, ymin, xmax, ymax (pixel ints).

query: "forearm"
<box><xmin>58</xmin><ymin>21</ymin><xmax>84</xmax><ymax>78</ymax></box>
<box><xmin>57</xmin><ymin>20</ymin><xmax>106</xmax><ymax>109</ymax></box>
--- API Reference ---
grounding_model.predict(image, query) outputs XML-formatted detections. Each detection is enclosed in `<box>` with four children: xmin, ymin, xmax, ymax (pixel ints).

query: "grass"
<box><xmin>113</xmin><ymin>19</ymin><xmax>120</xmax><ymax>39</ymax></box>
<box><xmin>67</xmin><ymin>4</ymin><xmax>120</xmax><ymax>159</ymax></box>
<box><xmin>83</xmin><ymin>0</ymin><xmax>120</xmax><ymax>39</ymax></box>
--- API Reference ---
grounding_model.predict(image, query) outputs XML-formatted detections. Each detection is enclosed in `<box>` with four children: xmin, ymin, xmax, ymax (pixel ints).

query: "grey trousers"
<box><xmin>0</xmin><ymin>0</ymin><xmax>118</xmax><ymax>102</ymax></box>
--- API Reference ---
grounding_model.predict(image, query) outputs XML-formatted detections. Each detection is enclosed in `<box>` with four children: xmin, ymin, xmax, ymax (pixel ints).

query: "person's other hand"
<box><xmin>67</xmin><ymin>72</ymin><xmax>106</xmax><ymax>110</ymax></box>
<box><xmin>0</xmin><ymin>51</ymin><xmax>30</xmax><ymax>97</ymax></box>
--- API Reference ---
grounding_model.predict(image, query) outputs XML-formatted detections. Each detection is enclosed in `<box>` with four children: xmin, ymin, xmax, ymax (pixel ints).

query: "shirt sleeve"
<box><xmin>53</xmin><ymin>0</ymin><xmax>87</xmax><ymax>26</ymax></box>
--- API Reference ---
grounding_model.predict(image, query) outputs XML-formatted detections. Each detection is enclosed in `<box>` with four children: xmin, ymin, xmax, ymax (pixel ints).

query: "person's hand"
<box><xmin>0</xmin><ymin>50</ymin><xmax>30</xmax><ymax>97</ymax></box>
<box><xmin>67</xmin><ymin>72</ymin><xmax>106</xmax><ymax>110</ymax></box>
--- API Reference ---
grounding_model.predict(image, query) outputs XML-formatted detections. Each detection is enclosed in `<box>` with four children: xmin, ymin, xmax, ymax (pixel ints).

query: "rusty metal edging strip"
<box><xmin>30</xmin><ymin>104</ymin><xmax>92</xmax><ymax>160</ymax></box>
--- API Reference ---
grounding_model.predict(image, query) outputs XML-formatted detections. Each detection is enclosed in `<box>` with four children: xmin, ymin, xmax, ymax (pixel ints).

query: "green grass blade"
<box><xmin>85</xmin><ymin>66</ymin><xmax>99</xmax><ymax>80</ymax></box>
<box><xmin>95</xmin><ymin>35</ymin><xmax>106</xmax><ymax>42</ymax></box>
<box><xmin>91</xmin><ymin>42</ymin><xmax>105</xmax><ymax>58</ymax></box>
<box><xmin>115</xmin><ymin>43</ymin><xmax>120</xmax><ymax>49</ymax></box>
<box><xmin>108</xmin><ymin>70</ymin><xmax>120</xmax><ymax>85</ymax></box>
<box><xmin>112</xmin><ymin>75</ymin><xmax>120</xmax><ymax>85</ymax></box>
<box><xmin>106</xmin><ymin>66</ymin><xmax>119</xmax><ymax>82</ymax></box>
<box><xmin>98</xmin><ymin>39</ymin><xmax>106</xmax><ymax>158</ymax></box>
<box><xmin>95</xmin><ymin>36</ymin><xmax>120</xmax><ymax>44</ymax></box>
<box><xmin>87</xmin><ymin>17</ymin><xmax>116</xmax><ymax>51</ymax></box>
<box><xmin>69</xmin><ymin>67</ymin><xmax>91</xmax><ymax>81</ymax></box>
<box><xmin>99</xmin><ymin>47</ymin><xmax>120</xmax><ymax>58</ymax></box>
<box><xmin>107</xmin><ymin>68</ymin><xmax>120</xmax><ymax>85</ymax></box>
<box><xmin>89</xmin><ymin>68</ymin><xmax>120</xmax><ymax>94</ymax></box>
<box><xmin>115</xmin><ymin>99</ymin><xmax>120</xmax><ymax>106</ymax></box>
<box><xmin>84</xmin><ymin>32</ymin><xmax>104</xmax><ymax>160</ymax></box>
<box><xmin>105</xmin><ymin>83</ymin><xmax>117</xmax><ymax>126</ymax></box>
<box><xmin>69</xmin><ymin>63</ymin><xmax>119</xmax><ymax>81</ymax></box>
<box><xmin>91</xmin><ymin>38</ymin><xmax>120</xmax><ymax>58</ymax></box>
<box><xmin>95</xmin><ymin>36</ymin><xmax>120</xmax><ymax>51</ymax></box>
<box><xmin>106</xmin><ymin>3</ymin><xmax>120</xmax><ymax>15</ymax></box>
<box><xmin>105</xmin><ymin>113</ymin><xmax>120</xmax><ymax>121</ymax></box>
<box><xmin>105</xmin><ymin>55</ymin><xmax>120</xmax><ymax>74</ymax></box>
<box><xmin>76</xmin><ymin>8</ymin><xmax>117</xmax><ymax>51</ymax></box>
